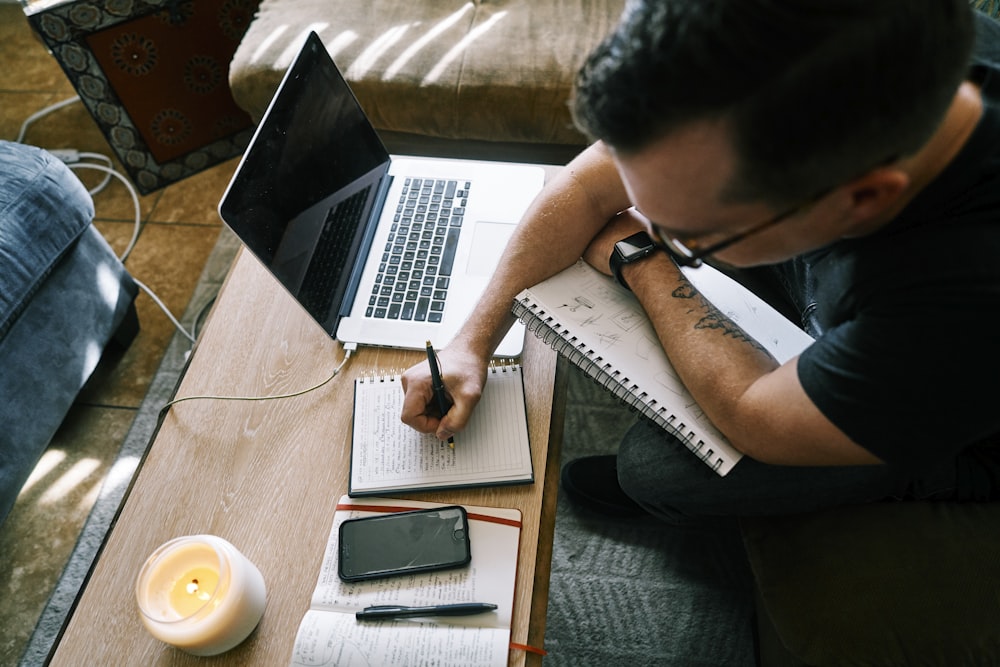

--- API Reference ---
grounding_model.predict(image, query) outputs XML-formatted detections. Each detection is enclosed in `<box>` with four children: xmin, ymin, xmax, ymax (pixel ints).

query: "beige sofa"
<box><xmin>228</xmin><ymin>0</ymin><xmax>626</xmax><ymax>164</ymax></box>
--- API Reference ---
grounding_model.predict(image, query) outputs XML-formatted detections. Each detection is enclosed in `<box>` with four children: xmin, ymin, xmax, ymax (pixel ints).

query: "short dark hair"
<box><xmin>572</xmin><ymin>0</ymin><xmax>976</xmax><ymax>207</ymax></box>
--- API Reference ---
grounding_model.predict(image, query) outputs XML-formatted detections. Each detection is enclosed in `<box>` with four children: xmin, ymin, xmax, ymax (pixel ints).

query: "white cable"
<box><xmin>16</xmin><ymin>95</ymin><xmax>80</xmax><ymax>143</ymax></box>
<box><xmin>63</xmin><ymin>159</ymin><xmax>198</xmax><ymax>349</ymax></box>
<box><xmin>66</xmin><ymin>156</ymin><xmax>202</xmax><ymax>354</ymax></box>
<box><xmin>132</xmin><ymin>277</ymin><xmax>197</xmax><ymax>344</ymax></box>
<box><xmin>159</xmin><ymin>348</ymin><xmax>354</xmax><ymax>418</ymax></box>
<box><xmin>66</xmin><ymin>162</ymin><xmax>142</xmax><ymax>262</ymax></box>
<box><xmin>76</xmin><ymin>152</ymin><xmax>114</xmax><ymax>195</ymax></box>
<box><xmin>19</xmin><ymin>99</ymin><xmax>204</xmax><ymax>354</ymax></box>
<box><xmin>18</xmin><ymin>99</ymin><xmax>353</xmax><ymax>410</ymax></box>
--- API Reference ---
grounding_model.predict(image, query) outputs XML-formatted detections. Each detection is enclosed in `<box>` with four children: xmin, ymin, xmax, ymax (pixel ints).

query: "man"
<box><xmin>401</xmin><ymin>0</ymin><xmax>1000</xmax><ymax>523</ymax></box>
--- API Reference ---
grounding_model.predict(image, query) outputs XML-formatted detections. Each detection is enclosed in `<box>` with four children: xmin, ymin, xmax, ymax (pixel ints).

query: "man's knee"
<box><xmin>617</xmin><ymin>420</ymin><xmax>722</xmax><ymax>525</ymax></box>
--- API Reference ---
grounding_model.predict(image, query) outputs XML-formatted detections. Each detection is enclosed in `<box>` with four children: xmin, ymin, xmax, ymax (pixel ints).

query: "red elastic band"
<box><xmin>509</xmin><ymin>641</ymin><xmax>548</xmax><ymax>656</ymax></box>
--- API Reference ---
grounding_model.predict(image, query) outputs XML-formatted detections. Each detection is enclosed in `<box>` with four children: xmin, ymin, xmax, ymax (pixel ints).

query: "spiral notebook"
<box><xmin>349</xmin><ymin>364</ymin><xmax>533</xmax><ymax>495</ymax></box>
<box><xmin>512</xmin><ymin>260</ymin><xmax>813</xmax><ymax>476</ymax></box>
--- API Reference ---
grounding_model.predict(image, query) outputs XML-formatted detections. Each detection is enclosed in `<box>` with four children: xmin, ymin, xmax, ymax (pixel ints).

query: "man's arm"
<box><xmin>592</xmin><ymin>213</ymin><xmax>882</xmax><ymax>466</ymax></box>
<box><xmin>400</xmin><ymin>142</ymin><xmax>632</xmax><ymax>439</ymax></box>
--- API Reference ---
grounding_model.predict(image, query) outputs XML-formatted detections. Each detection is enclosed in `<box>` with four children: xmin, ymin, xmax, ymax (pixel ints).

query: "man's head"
<box><xmin>573</xmin><ymin>0</ymin><xmax>976</xmax><ymax>211</ymax></box>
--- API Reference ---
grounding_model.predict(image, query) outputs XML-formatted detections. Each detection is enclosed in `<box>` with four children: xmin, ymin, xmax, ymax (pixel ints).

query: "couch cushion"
<box><xmin>0</xmin><ymin>224</ymin><xmax>137</xmax><ymax>526</ymax></box>
<box><xmin>741</xmin><ymin>502</ymin><xmax>1000</xmax><ymax>667</ymax></box>
<box><xmin>0</xmin><ymin>141</ymin><xmax>94</xmax><ymax>339</ymax></box>
<box><xmin>229</xmin><ymin>0</ymin><xmax>625</xmax><ymax>146</ymax></box>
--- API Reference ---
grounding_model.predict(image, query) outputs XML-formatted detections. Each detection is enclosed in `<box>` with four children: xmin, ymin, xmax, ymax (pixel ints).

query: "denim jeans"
<box><xmin>616</xmin><ymin>419</ymin><xmax>964</xmax><ymax>526</ymax></box>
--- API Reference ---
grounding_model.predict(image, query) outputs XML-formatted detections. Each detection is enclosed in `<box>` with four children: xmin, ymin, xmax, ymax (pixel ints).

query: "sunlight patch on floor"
<box><xmin>17</xmin><ymin>449</ymin><xmax>66</xmax><ymax>498</ymax></box>
<box><xmin>39</xmin><ymin>457</ymin><xmax>101</xmax><ymax>506</ymax></box>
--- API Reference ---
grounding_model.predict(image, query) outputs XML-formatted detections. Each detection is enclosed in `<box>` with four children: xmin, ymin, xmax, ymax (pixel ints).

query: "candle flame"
<box><xmin>185</xmin><ymin>578</ymin><xmax>211</xmax><ymax>601</ymax></box>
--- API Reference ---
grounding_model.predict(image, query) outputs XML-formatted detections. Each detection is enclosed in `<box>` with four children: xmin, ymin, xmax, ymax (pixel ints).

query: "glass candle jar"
<box><xmin>135</xmin><ymin>535</ymin><xmax>267</xmax><ymax>656</ymax></box>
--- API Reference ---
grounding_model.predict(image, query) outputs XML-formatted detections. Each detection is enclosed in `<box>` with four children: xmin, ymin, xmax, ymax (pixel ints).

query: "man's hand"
<box><xmin>400</xmin><ymin>345</ymin><xmax>489</xmax><ymax>441</ymax></box>
<box><xmin>581</xmin><ymin>208</ymin><xmax>649</xmax><ymax>275</ymax></box>
<box><xmin>399</xmin><ymin>142</ymin><xmax>634</xmax><ymax>441</ymax></box>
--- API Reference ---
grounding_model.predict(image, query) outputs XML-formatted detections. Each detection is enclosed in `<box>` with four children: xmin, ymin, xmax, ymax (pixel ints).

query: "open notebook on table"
<box><xmin>349</xmin><ymin>363</ymin><xmax>532</xmax><ymax>495</ymax></box>
<box><xmin>289</xmin><ymin>496</ymin><xmax>522</xmax><ymax>667</ymax></box>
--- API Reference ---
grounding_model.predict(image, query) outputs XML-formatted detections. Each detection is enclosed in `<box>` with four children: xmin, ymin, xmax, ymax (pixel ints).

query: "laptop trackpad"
<box><xmin>467</xmin><ymin>221</ymin><xmax>516</xmax><ymax>276</ymax></box>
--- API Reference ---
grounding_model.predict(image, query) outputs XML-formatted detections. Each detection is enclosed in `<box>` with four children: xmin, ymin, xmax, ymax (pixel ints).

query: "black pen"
<box><xmin>425</xmin><ymin>340</ymin><xmax>455</xmax><ymax>447</ymax></box>
<box><xmin>356</xmin><ymin>603</ymin><xmax>498</xmax><ymax>621</ymax></box>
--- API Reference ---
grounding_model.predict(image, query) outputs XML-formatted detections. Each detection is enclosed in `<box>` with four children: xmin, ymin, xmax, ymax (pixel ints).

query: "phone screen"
<box><xmin>338</xmin><ymin>506</ymin><xmax>472</xmax><ymax>582</ymax></box>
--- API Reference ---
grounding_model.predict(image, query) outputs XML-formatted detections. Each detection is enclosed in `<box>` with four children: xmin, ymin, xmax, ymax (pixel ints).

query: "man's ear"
<box><xmin>838</xmin><ymin>168</ymin><xmax>911</xmax><ymax>228</ymax></box>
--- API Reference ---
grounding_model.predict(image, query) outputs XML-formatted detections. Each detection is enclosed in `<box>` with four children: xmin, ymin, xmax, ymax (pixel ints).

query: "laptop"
<box><xmin>219</xmin><ymin>31</ymin><xmax>545</xmax><ymax>357</ymax></box>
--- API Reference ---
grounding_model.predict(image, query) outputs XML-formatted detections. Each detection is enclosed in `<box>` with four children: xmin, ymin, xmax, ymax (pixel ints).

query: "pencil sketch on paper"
<box><xmin>571</xmin><ymin>306</ymin><xmax>638</xmax><ymax>350</ymax></box>
<box><xmin>557</xmin><ymin>295</ymin><xmax>594</xmax><ymax>312</ymax></box>
<box><xmin>635</xmin><ymin>334</ymin><xmax>660</xmax><ymax>361</ymax></box>
<box><xmin>610</xmin><ymin>307</ymin><xmax>644</xmax><ymax>332</ymax></box>
<box><xmin>596</xmin><ymin>331</ymin><xmax>623</xmax><ymax>348</ymax></box>
<box><xmin>653</xmin><ymin>370</ymin><xmax>685</xmax><ymax>398</ymax></box>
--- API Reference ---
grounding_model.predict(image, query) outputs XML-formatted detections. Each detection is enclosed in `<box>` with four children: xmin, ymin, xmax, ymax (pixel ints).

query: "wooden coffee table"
<box><xmin>49</xmin><ymin>247</ymin><xmax>566</xmax><ymax>666</ymax></box>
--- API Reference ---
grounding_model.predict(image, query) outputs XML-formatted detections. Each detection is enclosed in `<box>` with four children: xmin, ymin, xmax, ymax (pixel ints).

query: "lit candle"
<box><xmin>135</xmin><ymin>535</ymin><xmax>267</xmax><ymax>656</ymax></box>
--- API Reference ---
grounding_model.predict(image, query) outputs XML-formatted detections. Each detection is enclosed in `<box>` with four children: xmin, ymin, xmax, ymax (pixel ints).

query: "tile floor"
<box><xmin>0</xmin><ymin>6</ymin><xmax>240</xmax><ymax>663</ymax></box>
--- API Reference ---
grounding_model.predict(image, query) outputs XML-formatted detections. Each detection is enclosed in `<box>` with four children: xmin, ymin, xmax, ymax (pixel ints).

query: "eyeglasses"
<box><xmin>645</xmin><ymin>199</ymin><xmax>812</xmax><ymax>268</ymax></box>
<box><xmin>646</xmin><ymin>154</ymin><xmax>901</xmax><ymax>268</ymax></box>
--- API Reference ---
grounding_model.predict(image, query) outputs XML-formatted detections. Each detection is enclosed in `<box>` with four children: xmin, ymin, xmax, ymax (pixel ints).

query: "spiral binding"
<box><xmin>356</xmin><ymin>363</ymin><xmax>521</xmax><ymax>383</ymax></box>
<box><xmin>513</xmin><ymin>297</ymin><xmax>724</xmax><ymax>472</ymax></box>
<box><xmin>357</xmin><ymin>368</ymin><xmax>403</xmax><ymax>384</ymax></box>
<box><xmin>488</xmin><ymin>360</ymin><xmax>522</xmax><ymax>374</ymax></box>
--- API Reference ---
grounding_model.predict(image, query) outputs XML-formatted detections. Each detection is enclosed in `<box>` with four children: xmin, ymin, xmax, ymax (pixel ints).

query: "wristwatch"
<box><xmin>609</xmin><ymin>231</ymin><xmax>659</xmax><ymax>290</ymax></box>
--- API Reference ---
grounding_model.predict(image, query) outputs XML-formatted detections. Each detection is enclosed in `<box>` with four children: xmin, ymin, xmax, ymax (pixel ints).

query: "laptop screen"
<box><xmin>220</xmin><ymin>32</ymin><xmax>391</xmax><ymax>331</ymax></box>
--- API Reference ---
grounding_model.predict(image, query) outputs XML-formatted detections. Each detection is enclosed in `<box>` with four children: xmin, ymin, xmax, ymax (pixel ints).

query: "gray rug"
<box><xmin>23</xmin><ymin>229</ymin><xmax>757</xmax><ymax>665</ymax></box>
<box><xmin>545</xmin><ymin>367</ymin><xmax>756</xmax><ymax>665</ymax></box>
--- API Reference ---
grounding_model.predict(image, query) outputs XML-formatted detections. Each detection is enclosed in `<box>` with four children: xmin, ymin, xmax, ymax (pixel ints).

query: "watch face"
<box><xmin>616</xmin><ymin>232</ymin><xmax>655</xmax><ymax>259</ymax></box>
<box><xmin>611</xmin><ymin>232</ymin><xmax>656</xmax><ymax>290</ymax></box>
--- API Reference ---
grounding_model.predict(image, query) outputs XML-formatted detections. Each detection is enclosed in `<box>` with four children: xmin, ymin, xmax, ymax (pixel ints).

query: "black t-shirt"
<box><xmin>796</xmin><ymin>12</ymin><xmax>1000</xmax><ymax>469</ymax></box>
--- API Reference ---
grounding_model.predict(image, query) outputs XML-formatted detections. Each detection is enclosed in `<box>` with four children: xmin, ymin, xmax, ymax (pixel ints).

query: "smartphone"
<box><xmin>338</xmin><ymin>506</ymin><xmax>472</xmax><ymax>582</ymax></box>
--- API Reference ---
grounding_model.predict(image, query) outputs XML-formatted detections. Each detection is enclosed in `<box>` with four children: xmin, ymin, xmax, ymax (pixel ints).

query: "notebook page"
<box><xmin>350</xmin><ymin>366</ymin><xmax>532</xmax><ymax>493</ymax></box>
<box><xmin>291</xmin><ymin>611</ymin><xmax>509</xmax><ymax>666</ymax></box>
<box><xmin>289</xmin><ymin>497</ymin><xmax>520</xmax><ymax>667</ymax></box>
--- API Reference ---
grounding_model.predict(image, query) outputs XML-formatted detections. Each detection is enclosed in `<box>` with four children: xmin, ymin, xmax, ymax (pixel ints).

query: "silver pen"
<box><xmin>356</xmin><ymin>602</ymin><xmax>498</xmax><ymax>621</ymax></box>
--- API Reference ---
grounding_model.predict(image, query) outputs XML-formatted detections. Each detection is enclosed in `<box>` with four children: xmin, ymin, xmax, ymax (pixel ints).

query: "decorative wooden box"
<box><xmin>25</xmin><ymin>0</ymin><xmax>259</xmax><ymax>193</ymax></box>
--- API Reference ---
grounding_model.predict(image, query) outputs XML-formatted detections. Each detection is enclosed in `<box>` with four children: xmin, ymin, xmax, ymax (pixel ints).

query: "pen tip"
<box><xmin>425</xmin><ymin>340</ymin><xmax>432</xmax><ymax>347</ymax></box>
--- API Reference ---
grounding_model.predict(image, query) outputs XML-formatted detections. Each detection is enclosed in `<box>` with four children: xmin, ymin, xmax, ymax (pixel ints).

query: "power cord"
<box><xmin>59</xmin><ymin>157</ymin><xmax>142</xmax><ymax>261</ymax></box>
<box><xmin>18</xmin><ymin>97</ymin><xmax>355</xmax><ymax>412</ymax></box>
<box><xmin>51</xmin><ymin>149</ymin><xmax>114</xmax><ymax>196</ymax></box>
<box><xmin>59</xmin><ymin>153</ymin><xmax>196</xmax><ymax>341</ymax></box>
<box><xmin>16</xmin><ymin>95</ymin><xmax>81</xmax><ymax>144</ymax></box>
<box><xmin>17</xmin><ymin>96</ymin><xmax>194</xmax><ymax>340</ymax></box>
<box><xmin>132</xmin><ymin>278</ymin><xmax>197</xmax><ymax>345</ymax></box>
<box><xmin>158</xmin><ymin>348</ymin><xmax>354</xmax><ymax>419</ymax></box>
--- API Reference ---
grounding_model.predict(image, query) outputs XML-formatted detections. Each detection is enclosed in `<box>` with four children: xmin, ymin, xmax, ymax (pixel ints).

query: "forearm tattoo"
<box><xmin>671</xmin><ymin>281</ymin><xmax>770</xmax><ymax>355</ymax></box>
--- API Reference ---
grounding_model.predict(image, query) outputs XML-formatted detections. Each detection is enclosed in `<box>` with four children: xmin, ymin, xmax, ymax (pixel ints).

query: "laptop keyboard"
<box><xmin>366</xmin><ymin>177</ymin><xmax>470</xmax><ymax>322</ymax></box>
